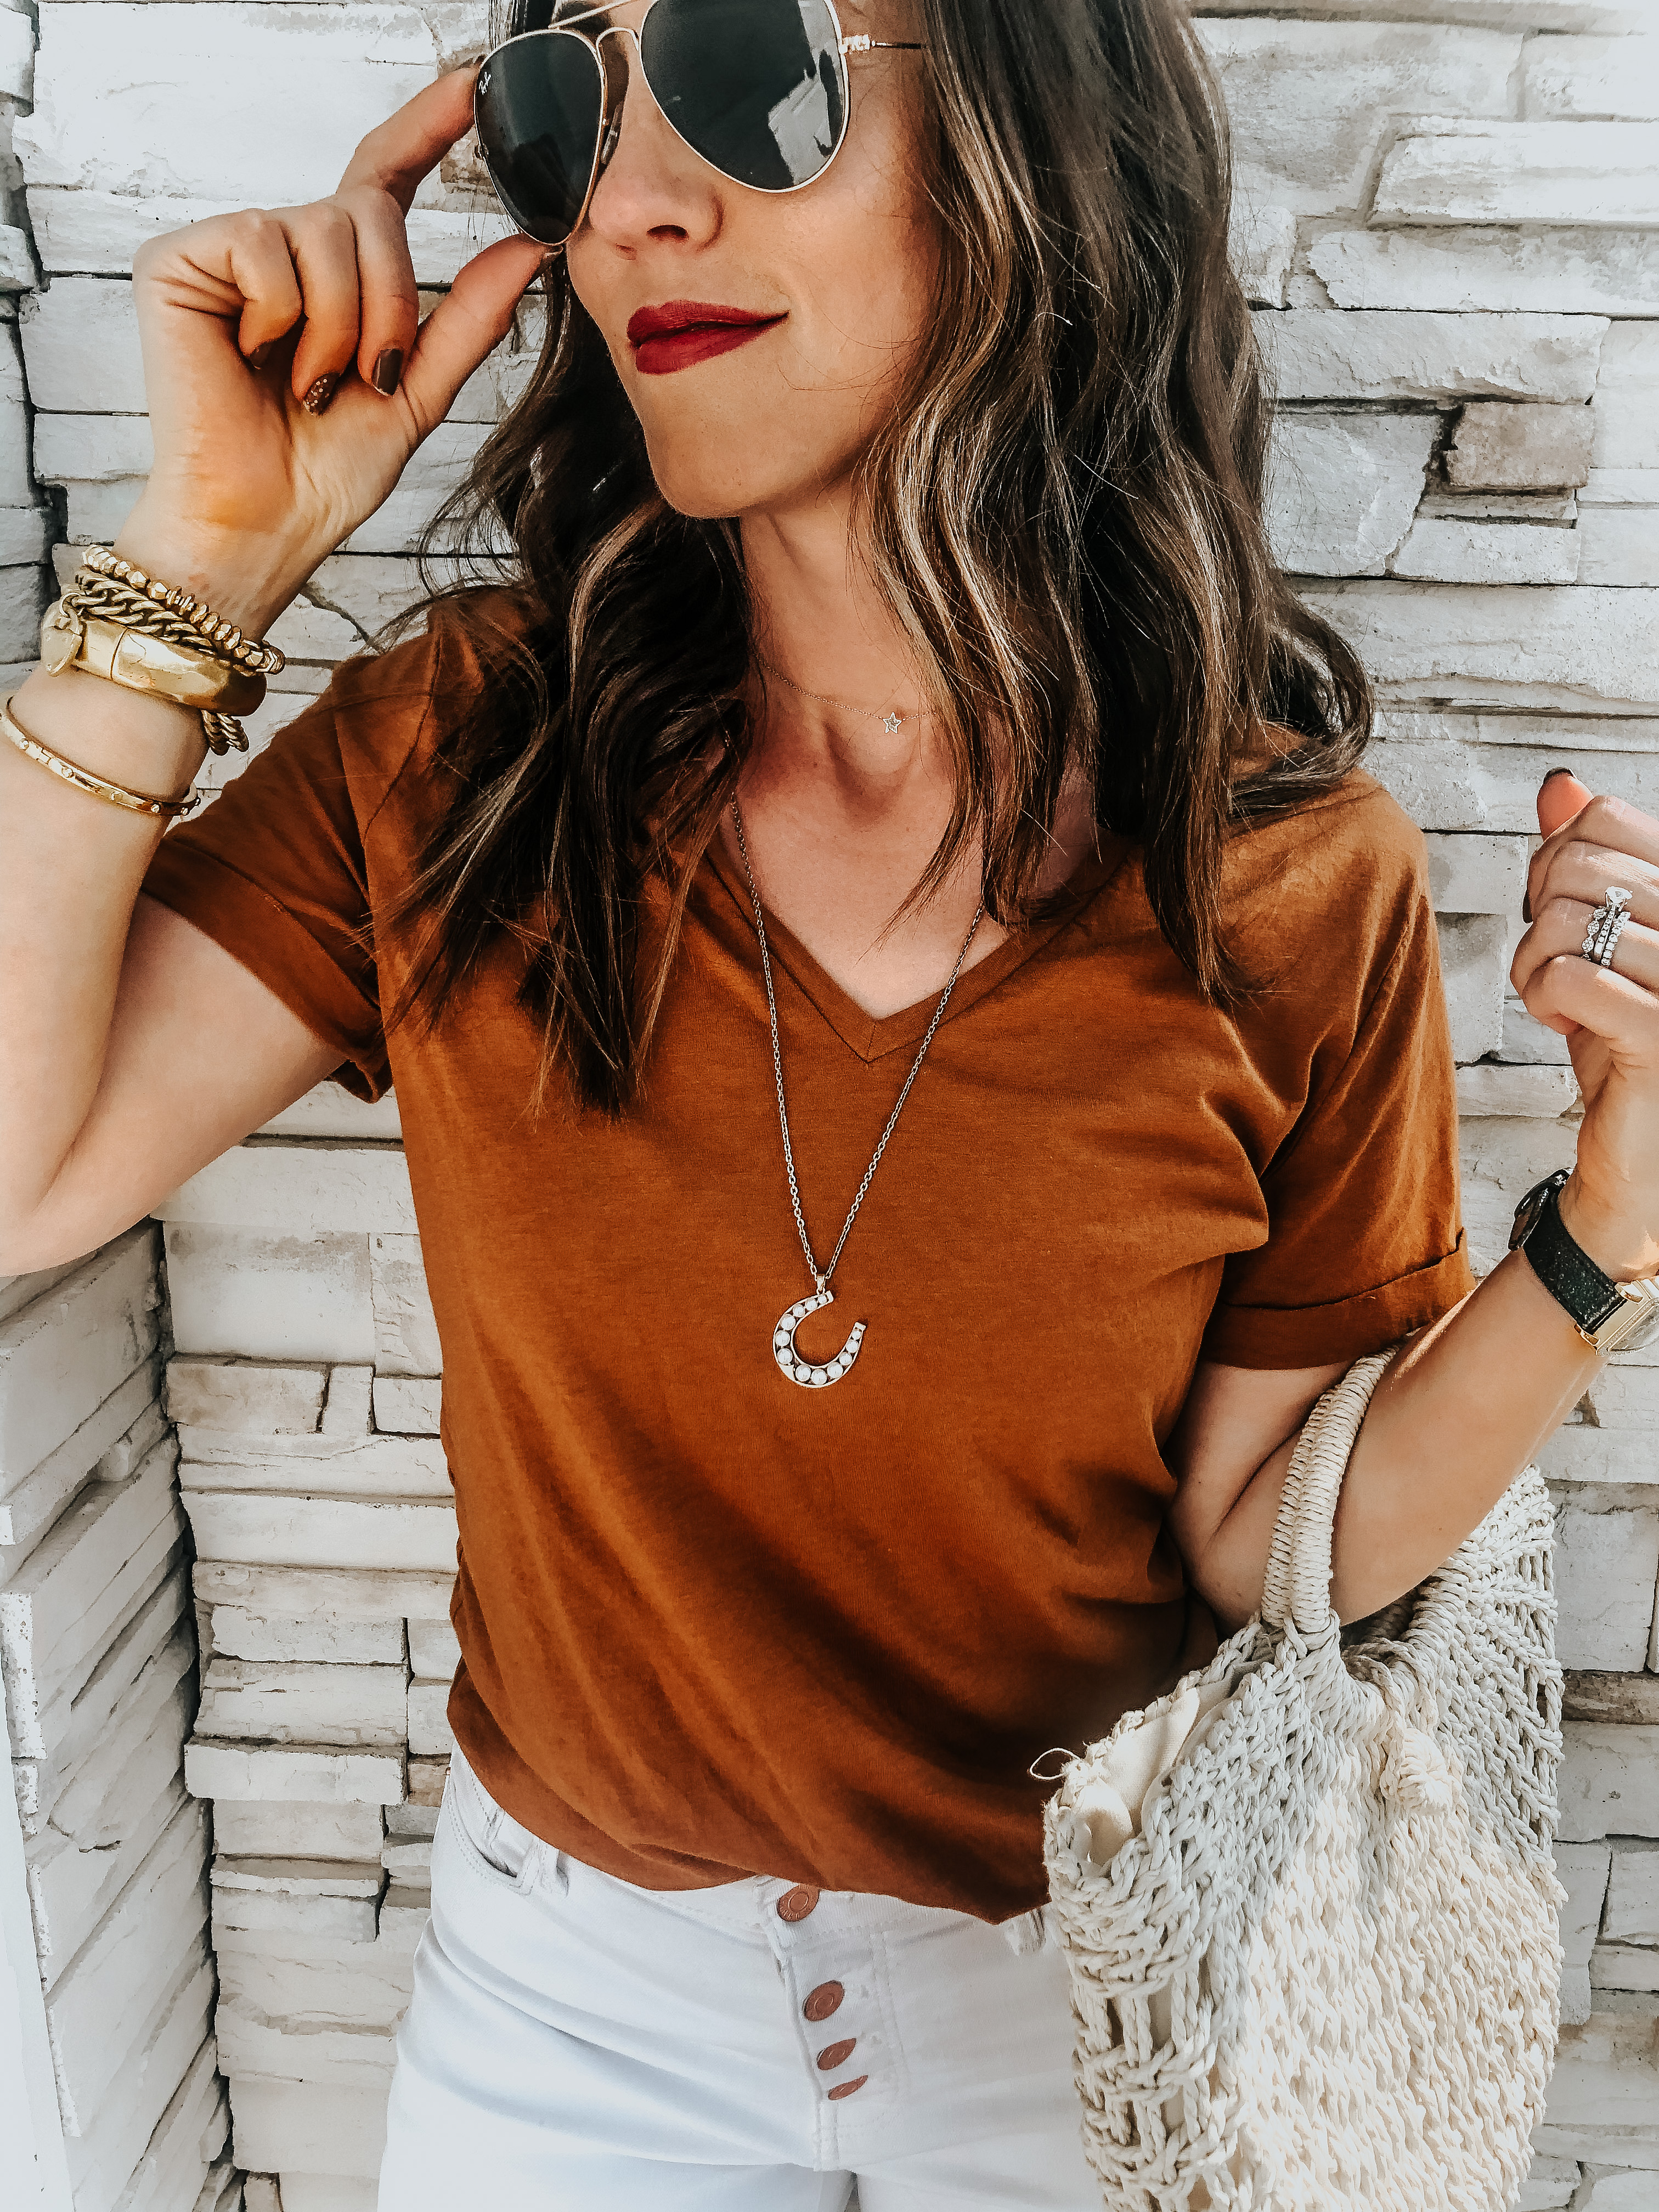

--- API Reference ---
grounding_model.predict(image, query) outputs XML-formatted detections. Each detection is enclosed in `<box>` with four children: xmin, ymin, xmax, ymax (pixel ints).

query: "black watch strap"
<box><xmin>1511</xmin><ymin>1172</ymin><xmax>1624</xmax><ymax>1336</ymax></box>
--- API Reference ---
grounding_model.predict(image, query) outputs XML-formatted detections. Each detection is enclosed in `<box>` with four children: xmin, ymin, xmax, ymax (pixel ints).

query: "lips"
<box><xmin>627</xmin><ymin>299</ymin><xmax>786</xmax><ymax>377</ymax></box>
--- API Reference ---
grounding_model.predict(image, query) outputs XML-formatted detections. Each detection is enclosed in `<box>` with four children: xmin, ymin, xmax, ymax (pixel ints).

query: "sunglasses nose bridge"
<box><xmin>592</xmin><ymin>21</ymin><xmax>686</xmax><ymax>183</ymax></box>
<box><xmin>584</xmin><ymin>24</ymin><xmax>631</xmax><ymax>176</ymax></box>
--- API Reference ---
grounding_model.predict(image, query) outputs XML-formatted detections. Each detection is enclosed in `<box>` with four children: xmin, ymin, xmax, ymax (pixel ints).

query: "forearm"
<box><xmin>1191</xmin><ymin>1237</ymin><xmax>1600</xmax><ymax>1632</ymax></box>
<box><xmin>0</xmin><ymin>667</ymin><xmax>205</xmax><ymax>1252</ymax></box>
<box><xmin>0</xmin><ymin>524</ymin><xmax>296</xmax><ymax>1258</ymax></box>
<box><xmin>1328</xmin><ymin>1164</ymin><xmax>1656</xmax><ymax>1618</ymax></box>
<box><xmin>1325</xmin><ymin>1245</ymin><xmax>1597</xmax><ymax>1621</ymax></box>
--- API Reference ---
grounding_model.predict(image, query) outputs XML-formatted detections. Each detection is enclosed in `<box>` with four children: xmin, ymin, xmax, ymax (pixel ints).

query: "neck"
<box><xmin>723</xmin><ymin>488</ymin><xmax>1096</xmax><ymax>1021</ymax></box>
<box><xmin>741</xmin><ymin>489</ymin><xmax>936</xmax><ymax>794</ymax></box>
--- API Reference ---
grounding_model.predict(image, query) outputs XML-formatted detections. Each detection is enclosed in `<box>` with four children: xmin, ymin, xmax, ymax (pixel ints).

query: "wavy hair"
<box><xmin>390</xmin><ymin>0</ymin><xmax>1371</xmax><ymax>1112</ymax></box>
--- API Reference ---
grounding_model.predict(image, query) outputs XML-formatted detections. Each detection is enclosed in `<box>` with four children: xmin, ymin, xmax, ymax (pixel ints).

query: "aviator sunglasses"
<box><xmin>473</xmin><ymin>0</ymin><xmax>924</xmax><ymax>248</ymax></box>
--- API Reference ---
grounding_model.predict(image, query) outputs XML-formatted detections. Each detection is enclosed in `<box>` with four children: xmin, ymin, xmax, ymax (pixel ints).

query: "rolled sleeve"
<box><xmin>1201</xmin><ymin>852</ymin><xmax>1476</xmax><ymax>1371</ymax></box>
<box><xmin>139</xmin><ymin>644</ymin><xmax>441</xmax><ymax>1101</ymax></box>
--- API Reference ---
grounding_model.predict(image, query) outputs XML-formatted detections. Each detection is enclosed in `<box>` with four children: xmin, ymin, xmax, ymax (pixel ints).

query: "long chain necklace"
<box><xmin>731</xmin><ymin>796</ymin><xmax>983</xmax><ymax>1390</ymax></box>
<box><xmin>761</xmin><ymin>661</ymin><xmax>917</xmax><ymax>738</ymax></box>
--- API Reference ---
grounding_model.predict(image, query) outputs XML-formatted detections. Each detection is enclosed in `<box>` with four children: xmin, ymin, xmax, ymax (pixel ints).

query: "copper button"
<box><xmin>776</xmin><ymin>1885</ymin><xmax>820</xmax><ymax>1923</ymax></box>
<box><xmin>803</xmin><ymin>1981</ymin><xmax>844</xmax><ymax>2022</ymax></box>
<box><xmin>827</xmin><ymin>2076</ymin><xmax>868</xmax><ymax>2101</ymax></box>
<box><xmin>816</xmin><ymin>2038</ymin><xmax>857</xmax><ymax>2071</ymax></box>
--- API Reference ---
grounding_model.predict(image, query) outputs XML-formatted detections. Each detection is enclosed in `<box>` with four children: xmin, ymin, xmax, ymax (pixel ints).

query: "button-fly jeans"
<box><xmin>378</xmin><ymin>1745</ymin><xmax>1101</xmax><ymax>2209</ymax></box>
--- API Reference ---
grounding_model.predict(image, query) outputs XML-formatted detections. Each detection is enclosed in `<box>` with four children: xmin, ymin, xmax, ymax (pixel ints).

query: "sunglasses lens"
<box><xmin>476</xmin><ymin>33</ymin><xmax>607</xmax><ymax>245</ymax></box>
<box><xmin>641</xmin><ymin>0</ymin><xmax>847</xmax><ymax>192</ymax></box>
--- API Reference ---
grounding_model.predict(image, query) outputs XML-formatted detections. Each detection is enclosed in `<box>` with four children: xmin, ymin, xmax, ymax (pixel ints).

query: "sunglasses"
<box><xmin>473</xmin><ymin>1</ymin><xmax>924</xmax><ymax>249</ymax></box>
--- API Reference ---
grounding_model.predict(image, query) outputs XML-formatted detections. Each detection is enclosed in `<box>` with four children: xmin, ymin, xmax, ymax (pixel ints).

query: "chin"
<box><xmin>639</xmin><ymin>433</ymin><xmax>773</xmax><ymax>522</ymax></box>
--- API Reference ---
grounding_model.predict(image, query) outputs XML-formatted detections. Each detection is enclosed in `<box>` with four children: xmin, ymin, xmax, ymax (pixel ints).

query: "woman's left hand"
<box><xmin>1512</xmin><ymin>770</ymin><xmax>1659</xmax><ymax>1280</ymax></box>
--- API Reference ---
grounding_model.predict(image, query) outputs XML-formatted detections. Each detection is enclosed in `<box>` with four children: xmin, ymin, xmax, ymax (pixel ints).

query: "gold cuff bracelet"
<box><xmin>40</xmin><ymin>603</ymin><xmax>268</xmax><ymax>716</ymax></box>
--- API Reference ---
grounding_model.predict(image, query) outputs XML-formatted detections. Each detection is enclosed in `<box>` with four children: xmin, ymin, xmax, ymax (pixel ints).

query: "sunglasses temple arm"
<box><xmin>545</xmin><ymin>1</ymin><xmax>627</xmax><ymax>28</ymax></box>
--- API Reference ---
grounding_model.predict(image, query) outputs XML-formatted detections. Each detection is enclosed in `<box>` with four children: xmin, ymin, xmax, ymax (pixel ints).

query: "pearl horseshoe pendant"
<box><xmin>772</xmin><ymin>1285</ymin><xmax>866</xmax><ymax>1389</ymax></box>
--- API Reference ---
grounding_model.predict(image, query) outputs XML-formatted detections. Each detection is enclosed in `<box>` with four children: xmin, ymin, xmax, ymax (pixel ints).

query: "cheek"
<box><xmin>772</xmin><ymin>164</ymin><xmax>938</xmax><ymax>392</ymax></box>
<box><xmin>562</xmin><ymin>242</ymin><xmax>623</xmax><ymax>373</ymax></box>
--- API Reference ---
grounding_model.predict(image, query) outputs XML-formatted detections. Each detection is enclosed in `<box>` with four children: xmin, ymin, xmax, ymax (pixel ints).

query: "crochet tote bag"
<box><xmin>1043</xmin><ymin>1353</ymin><xmax>1564</xmax><ymax>2212</ymax></box>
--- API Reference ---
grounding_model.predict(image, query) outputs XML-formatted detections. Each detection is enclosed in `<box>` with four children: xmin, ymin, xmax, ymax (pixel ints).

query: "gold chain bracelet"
<box><xmin>2</xmin><ymin>693</ymin><xmax>200</xmax><ymax>820</ymax></box>
<box><xmin>76</xmin><ymin>545</ymin><xmax>285</xmax><ymax>675</ymax></box>
<box><xmin>37</xmin><ymin>545</ymin><xmax>287</xmax><ymax>755</ymax></box>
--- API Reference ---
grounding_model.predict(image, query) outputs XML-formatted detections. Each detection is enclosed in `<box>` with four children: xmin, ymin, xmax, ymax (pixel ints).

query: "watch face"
<box><xmin>1616</xmin><ymin>1306</ymin><xmax>1659</xmax><ymax>1356</ymax></box>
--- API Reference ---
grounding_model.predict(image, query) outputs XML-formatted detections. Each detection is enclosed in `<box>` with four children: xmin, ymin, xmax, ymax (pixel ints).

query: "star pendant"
<box><xmin>882</xmin><ymin>710</ymin><xmax>902</xmax><ymax>735</ymax></box>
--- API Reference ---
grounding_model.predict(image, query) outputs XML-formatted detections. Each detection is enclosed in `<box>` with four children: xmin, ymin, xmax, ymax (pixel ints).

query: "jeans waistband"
<box><xmin>447</xmin><ymin>1742</ymin><xmax>1051</xmax><ymax>1954</ymax></box>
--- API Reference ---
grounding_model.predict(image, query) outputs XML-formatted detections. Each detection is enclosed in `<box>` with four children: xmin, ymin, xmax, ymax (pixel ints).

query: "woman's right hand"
<box><xmin>115</xmin><ymin>67</ymin><xmax>548</xmax><ymax>634</ymax></box>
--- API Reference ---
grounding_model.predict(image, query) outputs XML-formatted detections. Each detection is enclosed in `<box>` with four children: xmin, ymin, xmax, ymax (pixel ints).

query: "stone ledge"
<box><xmin>1376</xmin><ymin>121</ymin><xmax>1659</xmax><ymax>229</ymax></box>
<box><xmin>184</xmin><ymin>1739</ymin><xmax>407</xmax><ymax>1809</ymax></box>
<box><xmin>1564</xmin><ymin>1674</ymin><xmax>1659</xmax><ymax>1725</ymax></box>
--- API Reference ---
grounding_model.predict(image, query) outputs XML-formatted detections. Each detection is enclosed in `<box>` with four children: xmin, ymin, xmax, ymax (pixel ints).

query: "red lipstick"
<box><xmin>627</xmin><ymin>300</ymin><xmax>785</xmax><ymax>376</ymax></box>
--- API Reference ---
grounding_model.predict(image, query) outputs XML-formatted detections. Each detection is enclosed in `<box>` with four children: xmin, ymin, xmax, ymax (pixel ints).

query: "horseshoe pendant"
<box><xmin>772</xmin><ymin>1286</ymin><xmax>865</xmax><ymax>1389</ymax></box>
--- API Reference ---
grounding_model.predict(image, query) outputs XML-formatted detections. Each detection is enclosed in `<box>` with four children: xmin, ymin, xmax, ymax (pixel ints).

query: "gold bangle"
<box><xmin>1</xmin><ymin>693</ymin><xmax>200</xmax><ymax>820</ymax></box>
<box><xmin>41</xmin><ymin>606</ymin><xmax>266</xmax><ymax>715</ymax></box>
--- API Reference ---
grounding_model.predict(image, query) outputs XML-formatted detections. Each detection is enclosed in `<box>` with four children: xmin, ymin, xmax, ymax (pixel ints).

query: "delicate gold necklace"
<box><xmin>760</xmin><ymin>660</ymin><xmax>919</xmax><ymax>738</ymax></box>
<box><xmin>730</xmin><ymin>795</ymin><xmax>983</xmax><ymax>1391</ymax></box>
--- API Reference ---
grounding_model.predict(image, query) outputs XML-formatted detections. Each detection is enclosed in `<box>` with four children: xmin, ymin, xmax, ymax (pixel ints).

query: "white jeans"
<box><xmin>379</xmin><ymin>1747</ymin><xmax>1101</xmax><ymax>2209</ymax></box>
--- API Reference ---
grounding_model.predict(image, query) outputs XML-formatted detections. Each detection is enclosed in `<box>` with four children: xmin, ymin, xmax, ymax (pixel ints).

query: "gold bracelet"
<box><xmin>40</xmin><ymin>604</ymin><xmax>265</xmax><ymax>754</ymax></box>
<box><xmin>41</xmin><ymin>606</ymin><xmax>266</xmax><ymax>713</ymax></box>
<box><xmin>76</xmin><ymin>544</ymin><xmax>285</xmax><ymax>676</ymax></box>
<box><xmin>2</xmin><ymin>693</ymin><xmax>200</xmax><ymax>820</ymax></box>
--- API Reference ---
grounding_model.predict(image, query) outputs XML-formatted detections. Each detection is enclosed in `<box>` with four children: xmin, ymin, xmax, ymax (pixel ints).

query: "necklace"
<box><xmin>731</xmin><ymin>796</ymin><xmax>983</xmax><ymax>1390</ymax></box>
<box><xmin>761</xmin><ymin>661</ymin><xmax>918</xmax><ymax>738</ymax></box>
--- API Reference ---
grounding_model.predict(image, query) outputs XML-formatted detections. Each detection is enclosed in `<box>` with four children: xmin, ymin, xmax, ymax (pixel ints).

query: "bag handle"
<box><xmin>1260</xmin><ymin>1350</ymin><xmax>1397</xmax><ymax>1635</ymax></box>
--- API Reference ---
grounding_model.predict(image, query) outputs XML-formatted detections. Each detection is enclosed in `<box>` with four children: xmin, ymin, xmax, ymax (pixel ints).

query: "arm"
<box><xmin>1170</xmin><ymin>769</ymin><xmax>1657</xmax><ymax>1629</ymax></box>
<box><xmin>0</xmin><ymin>72</ymin><xmax>546</xmax><ymax>1274</ymax></box>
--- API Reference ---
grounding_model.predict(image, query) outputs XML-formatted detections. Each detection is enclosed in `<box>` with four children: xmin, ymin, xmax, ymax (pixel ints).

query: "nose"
<box><xmin>584</xmin><ymin>25</ymin><xmax>723</xmax><ymax>251</ymax></box>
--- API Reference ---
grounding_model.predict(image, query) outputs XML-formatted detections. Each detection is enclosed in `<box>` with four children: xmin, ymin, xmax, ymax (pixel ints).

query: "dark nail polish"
<box><xmin>246</xmin><ymin>341</ymin><xmax>274</xmax><ymax>372</ymax></box>
<box><xmin>300</xmin><ymin>373</ymin><xmax>340</xmax><ymax>417</ymax></box>
<box><xmin>372</xmin><ymin>347</ymin><xmax>404</xmax><ymax>397</ymax></box>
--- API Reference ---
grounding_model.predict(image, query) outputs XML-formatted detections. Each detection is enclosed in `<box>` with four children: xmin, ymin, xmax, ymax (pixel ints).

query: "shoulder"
<box><xmin>1217</xmin><ymin>770</ymin><xmax>1439</xmax><ymax>1051</ymax></box>
<box><xmin>324</xmin><ymin>585</ymin><xmax>536</xmax><ymax>737</ymax></box>
<box><xmin>311</xmin><ymin>585</ymin><xmax>539</xmax><ymax>815</ymax></box>
<box><xmin>1226</xmin><ymin>768</ymin><xmax>1430</xmax><ymax>946</ymax></box>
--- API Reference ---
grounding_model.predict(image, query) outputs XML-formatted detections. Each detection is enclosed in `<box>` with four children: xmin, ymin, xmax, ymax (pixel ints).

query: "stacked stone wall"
<box><xmin>1</xmin><ymin>1238</ymin><xmax>236</xmax><ymax>2211</ymax></box>
<box><xmin>0</xmin><ymin>1</ymin><xmax>1655</xmax><ymax>2207</ymax></box>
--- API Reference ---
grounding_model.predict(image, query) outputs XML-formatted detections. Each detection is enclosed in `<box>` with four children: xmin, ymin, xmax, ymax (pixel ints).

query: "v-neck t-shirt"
<box><xmin>143</xmin><ymin>605</ymin><xmax>1475</xmax><ymax>1921</ymax></box>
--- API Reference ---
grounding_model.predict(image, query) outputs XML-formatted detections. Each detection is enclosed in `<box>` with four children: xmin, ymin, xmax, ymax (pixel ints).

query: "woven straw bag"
<box><xmin>1043</xmin><ymin>1352</ymin><xmax>1565</xmax><ymax>2211</ymax></box>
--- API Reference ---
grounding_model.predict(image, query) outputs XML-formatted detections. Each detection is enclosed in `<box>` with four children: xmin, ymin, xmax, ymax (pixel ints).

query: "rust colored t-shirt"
<box><xmin>145</xmin><ymin>605</ymin><xmax>1474</xmax><ymax>1921</ymax></box>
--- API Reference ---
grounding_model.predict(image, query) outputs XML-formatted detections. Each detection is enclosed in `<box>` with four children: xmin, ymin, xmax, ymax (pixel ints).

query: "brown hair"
<box><xmin>391</xmin><ymin>0</ymin><xmax>1370</xmax><ymax>1111</ymax></box>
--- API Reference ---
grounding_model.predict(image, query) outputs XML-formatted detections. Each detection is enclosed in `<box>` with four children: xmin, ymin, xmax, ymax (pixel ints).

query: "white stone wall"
<box><xmin>1</xmin><ymin>2</ymin><xmax>1657</xmax><ymax>2207</ymax></box>
<box><xmin>1</xmin><ymin>0</ymin><xmax>52</xmax><ymax>673</ymax></box>
<box><xmin>1</xmin><ymin>1242</ymin><xmax>236</xmax><ymax>2212</ymax></box>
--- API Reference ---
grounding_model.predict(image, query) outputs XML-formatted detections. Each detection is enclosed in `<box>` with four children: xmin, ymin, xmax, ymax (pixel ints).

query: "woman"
<box><xmin>2</xmin><ymin>1</ymin><xmax>1655</xmax><ymax>2202</ymax></box>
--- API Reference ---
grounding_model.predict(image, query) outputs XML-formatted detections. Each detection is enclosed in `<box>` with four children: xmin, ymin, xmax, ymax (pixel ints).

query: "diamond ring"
<box><xmin>1583</xmin><ymin>887</ymin><xmax>1634</xmax><ymax>968</ymax></box>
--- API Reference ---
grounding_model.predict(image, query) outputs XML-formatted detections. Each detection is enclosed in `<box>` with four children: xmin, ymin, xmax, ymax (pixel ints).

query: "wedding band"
<box><xmin>1583</xmin><ymin>887</ymin><xmax>1634</xmax><ymax>968</ymax></box>
<box><xmin>1596</xmin><ymin>909</ymin><xmax>1630</xmax><ymax>970</ymax></box>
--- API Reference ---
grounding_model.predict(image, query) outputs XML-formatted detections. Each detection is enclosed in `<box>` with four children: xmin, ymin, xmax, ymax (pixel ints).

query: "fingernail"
<box><xmin>371</xmin><ymin>347</ymin><xmax>404</xmax><ymax>398</ymax></box>
<box><xmin>246</xmin><ymin>341</ymin><xmax>273</xmax><ymax>372</ymax></box>
<box><xmin>300</xmin><ymin>373</ymin><xmax>340</xmax><ymax>416</ymax></box>
<box><xmin>1542</xmin><ymin>766</ymin><xmax>1574</xmax><ymax>785</ymax></box>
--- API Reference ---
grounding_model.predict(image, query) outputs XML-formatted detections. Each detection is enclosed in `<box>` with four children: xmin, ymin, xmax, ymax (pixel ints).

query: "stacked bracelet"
<box><xmin>76</xmin><ymin>545</ymin><xmax>285</xmax><ymax>676</ymax></box>
<box><xmin>39</xmin><ymin>544</ymin><xmax>285</xmax><ymax>755</ymax></box>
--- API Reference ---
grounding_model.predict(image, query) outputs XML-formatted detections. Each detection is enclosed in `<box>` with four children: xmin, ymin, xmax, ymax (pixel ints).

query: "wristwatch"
<box><xmin>1508</xmin><ymin>1170</ymin><xmax>1659</xmax><ymax>1355</ymax></box>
